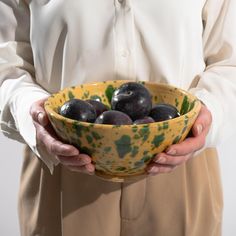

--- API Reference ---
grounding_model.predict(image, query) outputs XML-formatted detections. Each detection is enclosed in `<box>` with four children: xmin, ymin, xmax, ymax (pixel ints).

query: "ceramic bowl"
<box><xmin>44</xmin><ymin>80</ymin><xmax>201</xmax><ymax>182</ymax></box>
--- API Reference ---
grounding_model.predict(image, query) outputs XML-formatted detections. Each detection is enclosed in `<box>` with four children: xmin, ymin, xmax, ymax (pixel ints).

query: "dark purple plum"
<box><xmin>133</xmin><ymin>116</ymin><xmax>155</xmax><ymax>125</ymax></box>
<box><xmin>59</xmin><ymin>99</ymin><xmax>96</xmax><ymax>123</ymax></box>
<box><xmin>86</xmin><ymin>99</ymin><xmax>109</xmax><ymax>117</ymax></box>
<box><xmin>111</xmin><ymin>82</ymin><xmax>152</xmax><ymax>121</ymax></box>
<box><xmin>149</xmin><ymin>103</ymin><xmax>180</xmax><ymax>122</ymax></box>
<box><xmin>95</xmin><ymin>110</ymin><xmax>132</xmax><ymax>125</ymax></box>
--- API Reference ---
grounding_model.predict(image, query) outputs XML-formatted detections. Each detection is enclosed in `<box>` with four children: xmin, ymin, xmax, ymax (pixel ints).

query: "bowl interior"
<box><xmin>46</xmin><ymin>80</ymin><xmax>198</xmax><ymax>117</ymax></box>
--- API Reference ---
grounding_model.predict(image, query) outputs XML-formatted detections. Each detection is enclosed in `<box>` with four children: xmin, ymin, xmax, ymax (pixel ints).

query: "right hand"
<box><xmin>30</xmin><ymin>98</ymin><xmax>95</xmax><ymax>174</ymax></box>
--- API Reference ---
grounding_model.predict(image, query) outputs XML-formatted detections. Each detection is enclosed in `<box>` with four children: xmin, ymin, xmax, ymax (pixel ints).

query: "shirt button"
<box><xmin>121</xmin><ymin>50</ymin><xmax>129</xmax><ymax>58</ymax></box>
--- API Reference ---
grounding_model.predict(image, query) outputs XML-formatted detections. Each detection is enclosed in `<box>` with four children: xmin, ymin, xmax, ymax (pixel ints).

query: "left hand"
<box><xmin>30</xmin><ymin>98</ymin><xmax>95</xmax><ymax>174</ymax></box>
<box><xmin>146</xmin><ymin>104</ymin><xmax>212</xmax><ymax>175</ymax></box>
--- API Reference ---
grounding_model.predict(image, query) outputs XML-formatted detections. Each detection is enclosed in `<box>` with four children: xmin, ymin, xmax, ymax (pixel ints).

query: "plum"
<box><xmin>133</xmin><ymin>116</ymin><xmax>155</xmax><ymax>125</ymax></box>
<box><xmin>86</xmin><ymin>99</ymin><xmax>109</xmax><ymax>117</ymax></box>
<box><xmin>111</xmin><ymin>82</ymin><xmax>152</xmax><ymax>120</ymax></box>
<box><xmin>149</xmin><ymin>103</ymin><xmax>180</xmax><ymax>122</ymax></box>
<box><xmin>95</xmin><ymin>110</ymin><xmax>132</xmax><ymax>125</ymax></box>
<box><xmin>59</xmin><ymin>99</ymin><xmax>96</xmax><ymax>122</ymax></box>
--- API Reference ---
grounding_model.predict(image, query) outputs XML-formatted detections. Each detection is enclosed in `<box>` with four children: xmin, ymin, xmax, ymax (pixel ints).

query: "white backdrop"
<box><xmin>0</xmin><ymin>132</ymin><xmax>236</xmax><ymax>236</ymax></box>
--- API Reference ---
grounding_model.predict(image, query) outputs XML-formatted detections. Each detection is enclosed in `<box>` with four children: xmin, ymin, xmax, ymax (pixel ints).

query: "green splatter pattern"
<box><xmin>105</xmin><ymin>85</ymin><xmax>116</xmax><ymax>103</ymax></box>
<box><xmin>152</xmin><ymin>133</ymin><xmax>165</xmax><ymax>149</ymax></box>
<box><xmin>180</xmin><ymin>95</ymin><xmax>190</xmax><ymax>115</ymax></box>
<box><xmin>115</xmin><ymin>135</ymin><xmax>132</xmax><ymax>158</ymax></box>
<box><xmin>68</xmin><ymin>91</ymin><xmax>75</xmax><ymax>100</ymax></box>
<box><xmin>45</xmin><ymin>80</ymin><xmax>201</xmax><ymax>180</ymax></box>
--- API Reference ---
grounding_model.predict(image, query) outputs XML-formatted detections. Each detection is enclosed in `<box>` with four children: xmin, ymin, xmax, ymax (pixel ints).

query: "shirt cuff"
<box><xmin>9</xmin><ymin>87</ymin><xmax>59</xmax><ymax>173</ymax></box>
<box><xmin>188</xmin><ymin>87</ymin><xmax>224</xmax><ymax>147</ymax></box>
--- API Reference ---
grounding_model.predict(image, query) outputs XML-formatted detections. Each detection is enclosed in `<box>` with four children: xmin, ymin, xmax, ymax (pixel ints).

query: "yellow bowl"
<box><xmin>44</xmin><ymin>80</ymin><xmax>201</xmax><ymax>182</ymax></box>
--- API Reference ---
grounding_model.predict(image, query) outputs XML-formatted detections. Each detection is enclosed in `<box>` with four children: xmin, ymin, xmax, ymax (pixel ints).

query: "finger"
<box><xmin>165</xmin><ymin>134</ymin><xmax>206</xmax><ymax>156</ymax></box>
<box><xmin>165</xmin><ymin>105</ymin><xmax>212</xmax><ymax>156</ymax></box>
<box><xmin>191</xmin><ymin>105</ymin><xmax>212</xmax><ymax>137</ymax></box>
<box><xmin>30</xmin><ymin>98</ymin><xmax>49</xmax><ymax>126</ymax></box>
<box><xmin>57</xmin><ymin>154</ymin><xmax>92</xmax><ymax>166</ymax></box>
<box><xmin>35</xmin><ymin>123</ymin><xmax>79</xmax><ymax>156</ymax></box>
<box><xmin>48</xmin><ymin>139</ymin><xmax>79</xmax><ymax>156</ymax></box>
<box><xmin>153</xmin><ymin>152</ymin><xmax>193</xmax><ymax>166</ymax></box>
<box><xmin>146</xmin><ymin>163</ymin><xmax>175</xmax><ymax>175</ymax></box>
<box><xmin>67</xmin><ymin>163</ymin><xmax>95</xmax><ymax>174</ymax></box>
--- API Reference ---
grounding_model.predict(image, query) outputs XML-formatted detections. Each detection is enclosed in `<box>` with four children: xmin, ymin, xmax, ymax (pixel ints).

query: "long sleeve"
<box><xmin>1</xmin><ymin>0</ymin><xmax>235</xmax><ymax>170</ymax></box>
<box><xmin>0</xmin><ymin>0</ymin><xmax>57</xmax><ymax>171</ymax></box>
<box><xmin>189</xmin><ymin>0</ymin><xmax>236</xmax><ymax>147</ymax></box>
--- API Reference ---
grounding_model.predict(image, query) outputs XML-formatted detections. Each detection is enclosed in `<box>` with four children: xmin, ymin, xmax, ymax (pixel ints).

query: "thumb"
<box><xmin>30</xmin><ymin>98</ymin><xmax>49</xmax><ymax>126</ymax></box>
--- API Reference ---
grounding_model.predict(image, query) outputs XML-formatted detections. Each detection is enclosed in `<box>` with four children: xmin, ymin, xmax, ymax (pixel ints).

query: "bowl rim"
<box><xmin>44</xmin><ymin>80</ymin><xmax>202</xmax><ymax>129</ymax></box>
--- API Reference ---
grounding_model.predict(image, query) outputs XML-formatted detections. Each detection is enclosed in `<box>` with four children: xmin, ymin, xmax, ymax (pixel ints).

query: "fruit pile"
<box><xmin>59</xmin><ymin>82</ymin><xmax>180</xmax><ymax>125</ymax></box>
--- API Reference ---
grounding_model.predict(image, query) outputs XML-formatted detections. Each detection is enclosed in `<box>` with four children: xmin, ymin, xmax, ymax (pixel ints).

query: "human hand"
<box><xmin>147</xmin><ymin>104</ymin><xmax>212</xmax><ymax>175</ymax></box>
<box><xmin>30</xmin><ymin>98</ymin><xmax>95</xmax><ymax>174</ymax></box>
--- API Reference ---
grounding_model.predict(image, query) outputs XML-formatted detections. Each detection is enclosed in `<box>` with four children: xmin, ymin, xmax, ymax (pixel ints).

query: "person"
<box><xmin>0</xmin><ymin>0</ymin><xmax>235</xmax><ymax>235</ymax></box>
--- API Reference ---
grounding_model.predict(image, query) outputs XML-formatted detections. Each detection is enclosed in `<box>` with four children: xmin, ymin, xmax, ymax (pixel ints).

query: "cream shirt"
<box><xmin>0</xmin><ymin>0</ymin><xmax>236</xmax><ymax>171</ymax></box>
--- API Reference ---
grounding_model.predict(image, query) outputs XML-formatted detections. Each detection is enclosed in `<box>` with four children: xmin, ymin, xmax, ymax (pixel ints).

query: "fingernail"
<box><xmin>166</xmin><ymin>149</ymin><xmax>176</xmax><ymax>155</ymax></box>
<box><xmin>38</xmin><ymin>112</ymin><xmax>47</xmax><ymax>126</ymax></box>
<box><xmin>71</xmin><ymin>148</ymin><xmax>79</xmax><ymax>155</ymax></box>
<box><xmin>197</xmin><ymin>124</ymin><xmax>203</xmax><ymax>135</ymax></box>
<box><xmin>87</xmin><ymin>165</ymin><xmax>95</xmax><ymax>174</ymax></box>
<box><xmin>155</xmin><ymin>156</ymin><xmax>166</xmax><ymax>163</ymax></box>
<box><xmin>148</xmin><ymin>166</ymin><xmax>159</xmax><ymax>174</ymax></box>
<box><xmin>81</xmin><ymin>157</ymin><xmax>91</xmax><ymax>165</ymax></box>
<box><xmin>65</xmin><ymin>146</ymin><xmax>79</xmax><ymax>156</ymax></box>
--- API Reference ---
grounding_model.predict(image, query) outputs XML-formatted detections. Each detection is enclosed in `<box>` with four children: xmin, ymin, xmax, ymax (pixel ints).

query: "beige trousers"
<box><xmin>18</xmin><ymin>146</ymin><xmax>223</xmax><ymax>236</ymax></box>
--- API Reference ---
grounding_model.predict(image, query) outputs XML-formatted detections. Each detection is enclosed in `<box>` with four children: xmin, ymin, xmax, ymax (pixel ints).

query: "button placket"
<box><xmin>113</xmin><ymin>0</ymin><xmax>136</xmax><ymax>80</ymax></box>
